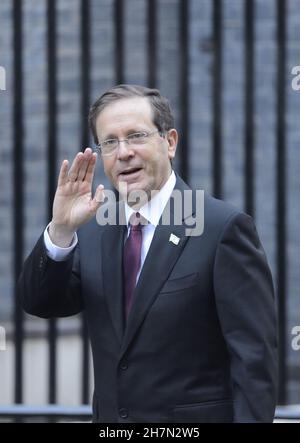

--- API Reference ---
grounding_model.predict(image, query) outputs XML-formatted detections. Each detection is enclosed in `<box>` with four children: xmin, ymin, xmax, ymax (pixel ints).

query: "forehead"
<box><xmin>96</xmin><ymin>97</ymin><xmax>154</xmax><ymax>136</ymax></box>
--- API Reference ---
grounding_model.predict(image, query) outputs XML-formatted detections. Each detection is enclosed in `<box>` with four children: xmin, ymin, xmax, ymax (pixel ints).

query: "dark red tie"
<box><xmin>123</xmin><ymin>212</ymin><xmax>143</xmax><ymax>319</ymax></box>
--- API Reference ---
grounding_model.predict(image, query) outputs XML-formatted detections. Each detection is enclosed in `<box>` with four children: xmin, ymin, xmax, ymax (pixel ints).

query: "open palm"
<box><xmin>51</xmin><ymin>147</ymin><xmax>104</xmax><ymax>234</ymax></box>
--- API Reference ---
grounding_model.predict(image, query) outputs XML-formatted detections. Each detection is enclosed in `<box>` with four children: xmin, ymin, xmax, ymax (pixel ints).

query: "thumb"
<box><xmin>90</xmin><ymin>184</ymin><xmax>105</xmax><ymax>212</ymax></box>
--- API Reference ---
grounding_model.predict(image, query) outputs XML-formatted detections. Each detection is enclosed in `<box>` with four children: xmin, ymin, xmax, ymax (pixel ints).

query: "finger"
<box><xmin>57</xmin><ymin>160</ymin><xmax>69</xmax><ymax>187</ymax></box>
<box><xmin>68</xmin><ymin>152</ymin><xmax>84</xmax><ymax>182</ymax></box>
<box><xmin>83</xmin><ymin>152</ymin><xmax>98</xmax><ymax>183</ymax></box>
<box><xmin>77</xmin><ymin>147</ymin><xmax>93</xmax><ymax>181</ymax></box>
<box><xmin>90</xmin><ymin>184</ymin><xmax>105</xmax><ymax>212</ymax></box>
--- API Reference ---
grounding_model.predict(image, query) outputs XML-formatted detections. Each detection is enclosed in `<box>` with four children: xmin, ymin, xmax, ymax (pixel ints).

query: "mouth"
<box><xmin>118</xmin><ymin>167</ymin><xmax>143</xmax><ymax>181</ymax></box>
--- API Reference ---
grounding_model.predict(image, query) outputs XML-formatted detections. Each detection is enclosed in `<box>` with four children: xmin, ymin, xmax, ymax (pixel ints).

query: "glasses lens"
<box><xmin>128</xmin><ymin>132</ymin><xmax>148</xmax><ymax>144</ymax></box>
<box><xmin>101</xmin><ymin>139</ymin><xmax>118</xmax><ymax>154</ymax></box>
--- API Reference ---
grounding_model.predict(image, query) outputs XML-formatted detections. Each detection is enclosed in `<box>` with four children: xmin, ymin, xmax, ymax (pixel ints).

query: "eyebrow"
<box><xmin>101</xmin><ymin>128</ymin><xmax>151</xmax><ymax>140</ymax></box>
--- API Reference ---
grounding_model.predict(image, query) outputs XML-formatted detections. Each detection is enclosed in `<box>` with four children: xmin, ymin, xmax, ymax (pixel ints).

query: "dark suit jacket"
<box><xmin>18</xmin><ymin>175</ymin><xmax>278</xmax><ymax>423</ymax></box>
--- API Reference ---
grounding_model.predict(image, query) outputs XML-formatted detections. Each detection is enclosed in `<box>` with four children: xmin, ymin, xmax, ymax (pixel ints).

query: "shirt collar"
<box><xmin>124</xmin><ymin>170</ymin><xmax>176</xmax><ymax>227</ymax></box>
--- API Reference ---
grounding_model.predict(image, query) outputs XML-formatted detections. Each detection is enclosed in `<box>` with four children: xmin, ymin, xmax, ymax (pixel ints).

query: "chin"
<box><xmin>121</xmin><ymin>181</ymin><xmax>151</xmax><ymax>204</ymax></box>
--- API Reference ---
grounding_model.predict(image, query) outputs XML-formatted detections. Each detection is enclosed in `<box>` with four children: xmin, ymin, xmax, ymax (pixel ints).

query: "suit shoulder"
<box><xmin>204</xmin><ymin>193</ymin><xmax>240</xmax><ymax>219</ymax></box>
<box><xmin>177</xmin><ymin>175</ymin><xmax>245</xmax><ymax>226</ymax></box>
<box><xmin>202</xmin><ymin>192</ymin><xmax>251</xmax><ymax>235</ymax></box>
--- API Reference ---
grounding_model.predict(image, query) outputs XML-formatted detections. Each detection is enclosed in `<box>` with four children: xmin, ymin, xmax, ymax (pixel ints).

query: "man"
<box><xmin>18</xmin><ymin>84</ymin><xmax>277</xmax><ymax>423</ymax></box>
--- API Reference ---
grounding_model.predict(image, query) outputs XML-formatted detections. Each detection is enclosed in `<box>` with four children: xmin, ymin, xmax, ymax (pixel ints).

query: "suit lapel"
<box><xmin>120</xmin><ymin>222</ymin><xmax>189</xmax><ymax>357</ymax></box>
<box><xmin>120</xmin><ymin>175</ymin><xmax>195</xmax><ymax>358</ymax></box>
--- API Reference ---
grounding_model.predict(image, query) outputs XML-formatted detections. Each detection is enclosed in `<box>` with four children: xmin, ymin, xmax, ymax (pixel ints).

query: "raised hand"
<box><xmin>49</xmin><ymin>147</ymin><xmax>105</xmax><ymax>247</ymax></box>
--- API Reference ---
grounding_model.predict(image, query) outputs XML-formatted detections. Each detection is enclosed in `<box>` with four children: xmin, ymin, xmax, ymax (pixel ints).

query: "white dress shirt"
<box><xmin>44</xmin><ymin>171</ymin><xmax>176</xmax><ymax>281</ymax></box>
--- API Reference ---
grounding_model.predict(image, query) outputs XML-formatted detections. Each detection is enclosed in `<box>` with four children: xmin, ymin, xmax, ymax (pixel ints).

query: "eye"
<box><xmin>102</xmin><ymin>139</ymin><xmax>117</xmax><ymax>147</ymax></box>
<box><xmin>128</xmin><ymin>132</ymin><xmax>148</xmax><ymax>141</ymax></box>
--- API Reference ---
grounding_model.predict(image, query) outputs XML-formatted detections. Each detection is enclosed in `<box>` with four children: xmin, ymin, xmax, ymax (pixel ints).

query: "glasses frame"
<box><xmin>96</xmin><ymin>129</ymin><xmax>165</xmax><ymax>156</ymax></box>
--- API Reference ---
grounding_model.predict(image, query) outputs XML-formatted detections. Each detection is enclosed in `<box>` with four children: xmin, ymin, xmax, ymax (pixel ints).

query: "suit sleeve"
<box><xmin>213</xmin><ymin>212</ymin><xmax>278</xmax><ymax>422</ymax></box>
<box><xmin>18</xmin><ymin>232</ymin><xmax>83</xmax><ymax>318</ymax></box>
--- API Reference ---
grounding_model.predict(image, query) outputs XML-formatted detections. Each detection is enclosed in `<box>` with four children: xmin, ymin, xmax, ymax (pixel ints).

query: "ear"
<box><xmin>166</xmin><ymin>129</ymin><xmax>178</xmax><ymax>160</ymax></box>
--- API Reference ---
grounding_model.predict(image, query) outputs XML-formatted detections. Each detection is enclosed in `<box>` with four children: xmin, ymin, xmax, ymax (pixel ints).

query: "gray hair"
<box><xmin>88</xmin><ymin>84</ymin><xmax>175</xmax><ymax>144</ymax></box>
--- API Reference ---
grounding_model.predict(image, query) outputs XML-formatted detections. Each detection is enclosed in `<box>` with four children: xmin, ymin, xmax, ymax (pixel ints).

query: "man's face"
<box><xmin>95</xmin><ymin>97</ymin><xmax>177</xmax><ymax>205</ymax></box>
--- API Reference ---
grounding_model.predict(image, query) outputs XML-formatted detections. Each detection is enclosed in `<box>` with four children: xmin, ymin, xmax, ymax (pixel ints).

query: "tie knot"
<box><xmin>129</xmin><ymin>212</ymin><xmax>147</xmax><ymax>230</ymax></box>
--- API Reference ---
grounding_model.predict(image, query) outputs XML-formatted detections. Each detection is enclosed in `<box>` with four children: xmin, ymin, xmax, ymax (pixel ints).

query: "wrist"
<box><xmin>48</xmin><ymin>221</ymin><xmax>76</xmax><ymax>248</ymax></box>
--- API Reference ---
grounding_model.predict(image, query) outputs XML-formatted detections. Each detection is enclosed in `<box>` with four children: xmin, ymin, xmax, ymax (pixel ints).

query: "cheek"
<box><xmin>143</xmin><ymin>160</ymin><xmax>156</xmax><ymax>180</ymax></box>
<box><xmin>143</xmin><ymin>147</ymin><xmax>162</xmax><ymax>171</ymax></box>
<box><xmin>102</xmin><ymin>158</ymin><xmax>113</xmax><ymax>175</ymax></box>
<box><xmin>147</xmin><ymin>150</ymin><xmax>167</xmax><ymax>175</ymax></box>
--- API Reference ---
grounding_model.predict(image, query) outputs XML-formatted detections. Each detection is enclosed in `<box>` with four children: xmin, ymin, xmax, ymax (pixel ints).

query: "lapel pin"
<box><xmin>169</xmin><ymin>233</ymin><xmax>180</xmax><ymax>245</ymax></box>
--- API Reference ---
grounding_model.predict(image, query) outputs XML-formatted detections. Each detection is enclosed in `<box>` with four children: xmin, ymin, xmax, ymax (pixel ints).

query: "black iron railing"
<box><xmin>0</xmin><ymin>405</ymin><xmax>299</xmax><ymax>423</ymax></box>
<box><xmin>8</xmin><ymin>0</ymin><xmax>288</xmax><ymax>409</ymax></box>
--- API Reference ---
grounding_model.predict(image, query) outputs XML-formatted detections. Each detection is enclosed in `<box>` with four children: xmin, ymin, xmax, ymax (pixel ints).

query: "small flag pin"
<box><xmin>169</xmin><ymin>233</ymin><xmax>180</xmax><ymax>245</ymax></box>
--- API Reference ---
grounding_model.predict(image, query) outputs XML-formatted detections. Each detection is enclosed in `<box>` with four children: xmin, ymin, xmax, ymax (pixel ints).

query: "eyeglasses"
<box><xmin>96</xmin><ymin>130</ymin><xmax>164</xmax><ymax>156</ymax></box>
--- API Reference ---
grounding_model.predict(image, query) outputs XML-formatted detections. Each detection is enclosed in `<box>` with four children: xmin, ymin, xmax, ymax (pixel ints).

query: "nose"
<box><xmin>117</xmin><ymin>139</ymin><xmax>135</xmax><ymax>160</ymax></box>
